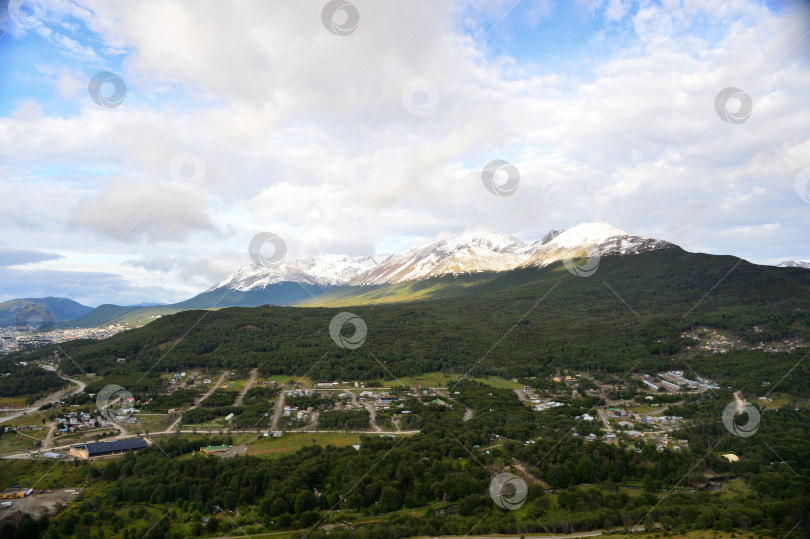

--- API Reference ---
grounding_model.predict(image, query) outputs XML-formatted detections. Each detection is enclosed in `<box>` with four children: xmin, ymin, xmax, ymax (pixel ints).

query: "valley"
<box><xmin>1</xmin><ymin>244</ymin><xmax>808</xmax><ymax>539</ymax></box>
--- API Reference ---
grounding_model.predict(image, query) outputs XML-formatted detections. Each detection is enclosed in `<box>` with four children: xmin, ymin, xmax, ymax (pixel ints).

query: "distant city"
<box><xmin>0</xmin><ymin>325</ymin><xmax>129</xmax><ymax>354</ymax></box>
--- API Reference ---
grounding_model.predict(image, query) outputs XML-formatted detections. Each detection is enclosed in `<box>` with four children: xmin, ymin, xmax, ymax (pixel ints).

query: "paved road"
<box><xmin>0</xmin><ymin>366</ymin><xmax>86</xmax><ymax>425</ymax></box>
<box><xmin>234</xmin><ymin>369</ymin><xmax>258</xmax><ymax>407</ymax></box>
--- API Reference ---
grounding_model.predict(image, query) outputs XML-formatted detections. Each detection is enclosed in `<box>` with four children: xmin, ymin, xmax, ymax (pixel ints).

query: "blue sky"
<box><xmin>0</xmin><ymin>0</ymin><xmax>809</xmax><ymax>306</ymax></box>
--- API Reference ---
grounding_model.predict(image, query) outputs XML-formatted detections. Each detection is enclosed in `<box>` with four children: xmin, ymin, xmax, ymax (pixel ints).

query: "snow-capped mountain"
<box><xmin>210</xmin><ymin>254</ymin><xmax>391</xmax><ymax>291</ymax></box>
<box><xmin>212</xmin><ymin>223</ymin><xmax>676</xmax><ymax>292</ymax></box>
<box><xmin>520</xmin><ymin>223</ymin><xmax>674</xmax><ymax>268</ymax></box>
<box><xmin>777</xmin><ymin>260</ymin><xmax>810</xmax><ymax>269</ymax></box>
<box><xmin>351</xmin><ymin>233</ymin><xmax>528</xmax><ymax>286</ymax></box>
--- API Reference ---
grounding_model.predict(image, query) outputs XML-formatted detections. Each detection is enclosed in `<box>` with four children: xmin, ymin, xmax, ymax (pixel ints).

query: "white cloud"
<box><xmin>70</xmin><ymin>177</ymin><xmax>216</xmax><ymax>242</ymax></box>
<box><xmin>56</xmin><ymin>70</ymin><xmax>84</xmax><ymax>99</ymax></box>
<box><xmin>0</xmin><ymin>0</ymin><xmax>808</xmax><ymax>303</ymax></box>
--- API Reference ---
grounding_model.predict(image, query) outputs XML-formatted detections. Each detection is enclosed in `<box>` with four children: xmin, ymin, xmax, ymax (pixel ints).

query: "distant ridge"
<box><xmin>0</xmin><ymin>297</ymin><xmax>92</xmax><ymax>327</ymax></box>
<box><xmin>36</xmin><ymin>223</ymin><xmax>681</xmax><ymax>327</ymax></box>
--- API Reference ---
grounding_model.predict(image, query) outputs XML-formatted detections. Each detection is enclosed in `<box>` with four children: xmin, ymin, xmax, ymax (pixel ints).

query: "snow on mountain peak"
<box><xmin>777</xmin><ymin>260</ymin><xmax>810</xmax><ymax>269</ymax></box>
<box><xmin>520</xmin><ymin>222</ymin><xmax>674</xmax><ymax>269</ymax></box>
<box><xmin>212</xmin><ymin>224</ymin><xmax>675</xmax><ymax>291</ymax></box>
<box><xmin>211</xmin><ymin>253</ymin><xmax>391</xmax><ymax>291</ymax></box>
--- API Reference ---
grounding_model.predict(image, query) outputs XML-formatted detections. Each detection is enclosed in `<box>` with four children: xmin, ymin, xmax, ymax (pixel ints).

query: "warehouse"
<box><xmin>69</xmin><ymin>438</ymin><xmax>150</xmax><ymax>459</ymax></box>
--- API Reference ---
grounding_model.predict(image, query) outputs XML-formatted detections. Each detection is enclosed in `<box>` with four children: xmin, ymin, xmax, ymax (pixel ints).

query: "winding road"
<box><xmin>0</xmin><ymin>365</ymin><xmax>86</xmax><ymax>425</ymax></box>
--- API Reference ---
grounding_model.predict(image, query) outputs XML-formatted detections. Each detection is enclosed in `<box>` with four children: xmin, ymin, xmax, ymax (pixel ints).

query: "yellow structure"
<box><xmin>200</xmin><ymin>445</ymin><xmax>230</xmax><ymax>454</ymax></box>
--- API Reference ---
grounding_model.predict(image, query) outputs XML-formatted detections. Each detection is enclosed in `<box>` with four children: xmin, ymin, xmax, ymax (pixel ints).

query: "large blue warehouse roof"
<box><xmin>79</xmin><ymin>438</ymin><xmax>149</xmax><ymax>455</ymax></box>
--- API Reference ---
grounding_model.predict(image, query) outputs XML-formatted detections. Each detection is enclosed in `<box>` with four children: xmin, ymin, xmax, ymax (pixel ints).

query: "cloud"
<box><xmin>0</xmin><ymin>247</ymin><xmax>63</xmax><ymax>267</ymax></box>
<box><xmin>0</xmin><ymin>266</ymin><xmax>180</xmax><ymax>306</ymax></box>
<box><xmin>70</xmin><ymin>178</ymin><xmax>216</xmax><ymax>242</ymax></box>
<box><xmin>56</xmin><ymin>70</ymin><xmax>84</xmax><ymax>99</ymax></box>
<box><xmin>125</xmin><ymin>251</ymin><xmax>248</xmax><ymax>288</ymax></box>
<box><xmin>0</xmin><ymin>0</ymin><xmax>808</xmax><ymax>305</ymax></box>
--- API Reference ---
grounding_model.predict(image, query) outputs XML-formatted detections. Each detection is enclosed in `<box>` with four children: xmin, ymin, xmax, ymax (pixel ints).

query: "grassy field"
<box><xmin>0</xmin><ymin>459</ymin><xmax>95</xmax><ymax>489</ymax></box>
<box><xmin>263</xmin><ymin>375</ymin><xmax>312</xmax><ymax>388</ymax></box>
<box><xmin>245</xmin><ymin>432</ymin><xmax>362</xmax><ymax>457</ymax></box>
<box><xmin>0</xmin><ymin>396</ymin><xmax>27</xmax><ymax>407</ymax></box>
<box><xmin>131</xmin><ymin>413</ymin><xmax>173</xmax><ymax>433</ymax></box>
<box><xmin>0</xmin><ymin>433</ymin><xmax>40</xmax><ymax>455</ymax></box>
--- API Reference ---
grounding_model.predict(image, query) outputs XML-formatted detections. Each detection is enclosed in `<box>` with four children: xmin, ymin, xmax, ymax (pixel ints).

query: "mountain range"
<box><xmin>0</xmin><ymin>222</ymin><xmax>806</xmax><ymax>328</ymax></box>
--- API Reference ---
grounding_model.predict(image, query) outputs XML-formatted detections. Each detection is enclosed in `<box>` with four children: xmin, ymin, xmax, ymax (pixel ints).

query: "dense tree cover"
<box><xmin>10</xmin><ymin>387</ymin><xmax>804</xmax><ymax>539</ymax></box>
<box><xmin>140</xmin><ymin>388</ymin><xmax>201</xmax><ymax>413</ymax></box>
<box><xmin>200</xmin><ymin>389</ymin><xmax>238</xmax><ymax>408</ymax></box>
<box><xmin>8</xmin><ymin>250</ymin><xmax>810</xmax><ymax>401</ymax></box>
<box><xmin>0</xmin><ymin>357</ymin><xmax>66</xmax><ymax>399</ymax></box>
<box><xmin>243</xmin><ymin>385</ymin><xmax>280</xmax><ymax>405</ymax></box>
<box><xmin>318</xmin><ymin>409</ymin><xmax>370</xmax><ymax>430</ymax></box>
<box><xmin>3</xmin><ymin>250</ymin><xmax>810</xmax><ymax>537</ymax></box>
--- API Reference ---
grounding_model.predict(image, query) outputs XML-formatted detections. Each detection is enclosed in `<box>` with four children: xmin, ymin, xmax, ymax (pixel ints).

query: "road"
<box><xmin>436</xmin><ymin>388</ymin><xmax>473</xmax><ymax>421</ymax></box>
<box><xmin>596</xmin><ymin>408</ymin><xmax>613</xmax><ymax>433</ymax></box>
<box><xmin>429</xmin><ymin>530</ymin><xmax>643</xmax><ymax>539</ymax></box>
<box><xmin>165</xmin><ymin>371</ymin><xmax>227</xmax><ymax>432</ymax></box>
<box><xmin>342</xmin><ymin>389</ymin><xmax>382</xmax><ymax>432</ymax></box>
<box><xmin>269</xmin><ymin>389</ymin><xmax>285</xmax><ymax>431</ymax></box>
<box><xmin>209</xmin><ymin>527</ymin><xmax>643</xmax><ymax>539</ymax></box>
<box><xmin>363</xmin><ymin>401</ymin><xmax>382</xmax><ymax>432</ymax></box>
<box><xmin>233</xmin><ymin>368</ymin><xmax>258</xmax><ymax>407</ymax></box>
<box><xmin>0</xmin><ymin>366</ymin><xmax>86</xmax><ymax>425</ymax></box>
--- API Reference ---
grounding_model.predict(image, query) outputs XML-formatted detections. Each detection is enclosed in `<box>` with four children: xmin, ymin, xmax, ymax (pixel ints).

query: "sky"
<box><xmin>0</xmin><ymin>0</ymin><xmax>809</xmax><ymax>307</ymax></box>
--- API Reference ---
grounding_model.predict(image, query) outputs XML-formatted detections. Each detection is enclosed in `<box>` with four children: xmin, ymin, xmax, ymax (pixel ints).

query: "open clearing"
<box><xmin>245</xmin><ymin>432</ymin><xmax>361</xmax><ymax>457</ymax></box>
<box><xmin>0</xmin><ymin>489</ymin><xmax>80</xmax><ymax>523</ymax></box>
<box><xmin>380</xmin><ymin>371</ymin><xmax>523</xmax><ymax>390</ymax></box>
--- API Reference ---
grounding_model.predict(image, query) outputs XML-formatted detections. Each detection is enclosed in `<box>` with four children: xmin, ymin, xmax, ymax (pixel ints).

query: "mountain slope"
<box><xmin>211</xmin><ymin>254</ymin><xmax>390</xmax><ymax>290</ymax></box>
<box><xmin>62</xmin><ymin>223</ymin><xmax>677</xmax><ymax>326</ymax></box>
<box><xmin>520</xmin><ymin>222</ymin><xmax>674</xmax><ymax>268</ymax></box>
<box><xmin>14</xmin><ymin>248</ymin><xmax>810</xmax><ymax>400</ymax></box>
<box><xmin>352</xmin><ymin>234</ymin><xmax>528</xmax><ymax>286</ymax></box>
<box><xmin>0</xmin><ymin>297</ymin><xmax>93</xmax><ymax>327</ymax></box>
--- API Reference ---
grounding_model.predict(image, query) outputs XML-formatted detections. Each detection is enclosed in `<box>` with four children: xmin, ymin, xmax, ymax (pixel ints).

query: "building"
<box><xmin>69</xmin><ymin>438</ymin><xmax>150</xmax><ymax>459</ymax></box>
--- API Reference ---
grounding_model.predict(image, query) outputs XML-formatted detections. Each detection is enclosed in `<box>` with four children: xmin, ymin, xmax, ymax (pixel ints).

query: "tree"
<box><xmin>295</xmin><ymin>490</ymin><xmax>316</xmax><ymax>515</ymax></box>
<box><xmin>378</xmin><ymin>487</ymin><xmax>403</xmax><ymax>513</ymax></box>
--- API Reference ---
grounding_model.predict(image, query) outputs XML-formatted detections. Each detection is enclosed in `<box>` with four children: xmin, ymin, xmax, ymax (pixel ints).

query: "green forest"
<box><xmin>1</xmin><ymin>250</ymin><xmax>809</xmax><ymax>538</ymax></box>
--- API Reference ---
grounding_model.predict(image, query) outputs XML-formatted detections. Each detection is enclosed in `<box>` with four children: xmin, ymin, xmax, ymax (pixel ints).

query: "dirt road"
<box><xmin>165</xmin><ymin>371</ymin><xmax>227</xmax><ymax>432</ymax></box>
<box><xmin>234</xmin><ymin>369</ymin><xmax>258</xmax><ymax>407</ymax></box>
<box><xmin>270</xmin><ymin>390</ymin><xmax>285</xmax><ymax>431</ymax></box>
